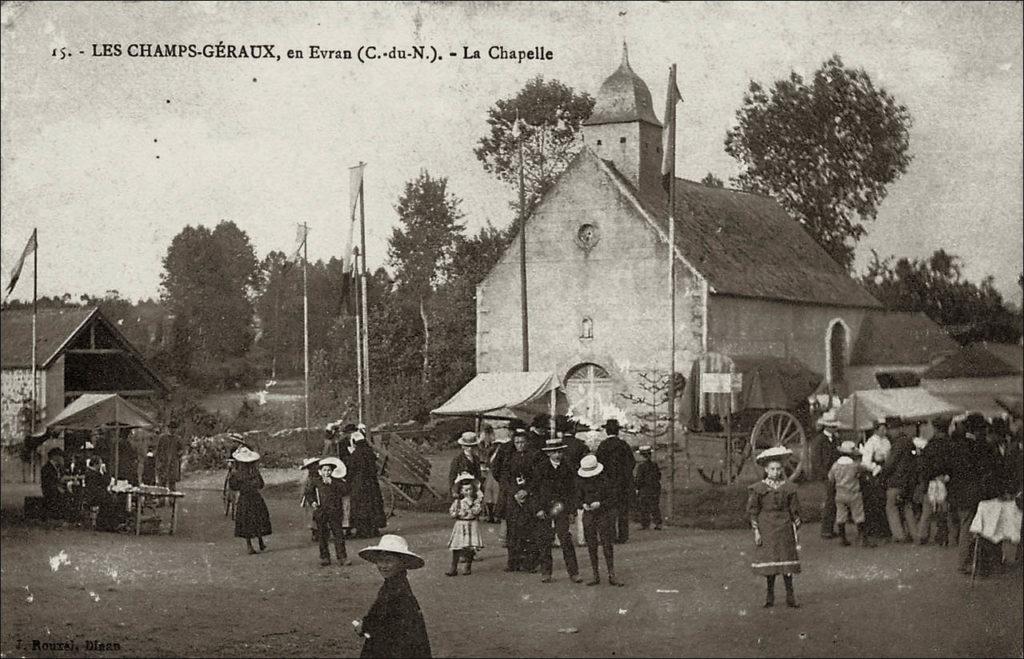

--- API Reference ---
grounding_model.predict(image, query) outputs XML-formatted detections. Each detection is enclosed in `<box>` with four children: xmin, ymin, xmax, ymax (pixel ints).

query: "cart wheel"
<box><xmin>750</xmin><ymin>410</ymin><xmax>807</xmax><ymax>481</ymax></box>
<box><xmin>378</xmin><ymin>477</ymin><xmax>397</xmax><ymax>518</ymax></box>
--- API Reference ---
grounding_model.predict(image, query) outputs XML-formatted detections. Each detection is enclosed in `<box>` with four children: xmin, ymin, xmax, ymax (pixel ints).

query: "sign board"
<box><xmin>700</xmin><ymin>372</ymin><xmax>743</xmax><ymax>394</ymax></box>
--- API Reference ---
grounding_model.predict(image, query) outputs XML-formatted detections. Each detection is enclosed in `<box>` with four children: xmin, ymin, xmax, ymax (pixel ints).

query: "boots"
<box><xmin>839</xmin><ymin>524</ymin><xmax>851</xmax><ymax>546</ymax></box>
<box><xmin>246</xmin><ymin>539</ymin><xmax>257</xmax><ymax>555</ymax></box>
<box><xmin>445</xmin><ymin>551</ymin><xmax>460</xmax><ymax>577</ymax></box>
<box><xmin>607</xmin><ymin>572</ymin><xmax>623</xmax><ymax>587</ymax></box>
<box><xmin>764</xmin><ymin>575</ymin><xmax>776</xmax><ymax>608</ymax></box>
<box><xmin>257</xmin><ymin>537</ymin><xmax>266</xmax><ymax>552</ymax></box>
<box><xmin>858</xmin><ymin>523</ymin><xmax>874</xmax><ymax>548</ymax></box>
<box><xmin>783</xmin><ymin>575</ymin><xmax>799</xmax><ymax>608</ymax></box>
<box><xmin>464</xmin><ymin>550</ymin><xmax>474</xmax><ymax>575</ymax></box>
<box><xmin>335</xmin><ymin>543</ymin><xmax>350</xmax><ymax>566</ymax></box>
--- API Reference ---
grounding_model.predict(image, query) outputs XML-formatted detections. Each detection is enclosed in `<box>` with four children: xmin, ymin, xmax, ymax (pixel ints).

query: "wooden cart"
<box><xmin>684</xmin><ymin>353</ymin><xmax>820</xmax><ymax>485</ymax></box>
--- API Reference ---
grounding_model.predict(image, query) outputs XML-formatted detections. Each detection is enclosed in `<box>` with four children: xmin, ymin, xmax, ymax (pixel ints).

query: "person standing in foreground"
<box><xmin>747</xmin><ymin>446</ymin><xmax>802</xmax><ymax>608</ymax></box>
<box><xmin>355</xmin><ymin>534</ymin><xmax>432</xmax><ymax>658</ymax></box>
<box><xmin>229</xmin><ymin>447</ymin><xmax>272</xmax><ymax>555</ymax></box>
<box><xmin>533</xmin><ymin>436</ymin><xmax>583</xmax><ymax>584</ymax></box>
<box><xmin>311</xmin><ymin>457</ymin><xmax>351</xmax><ymax>567</ymax></box>
<box><xmin>634</xmin><ymin>445</ymin><xmax>663</xmax><ymax>530</ymax></box>
<box><xmin>596</xmin><ymin>419</ymin><xmax>636</xmax><ymax>543</ymax></box>
<box><xmin>576</xmin><ymin>454</ymin><xmax>623</xmax><ymax>586</ymax></box>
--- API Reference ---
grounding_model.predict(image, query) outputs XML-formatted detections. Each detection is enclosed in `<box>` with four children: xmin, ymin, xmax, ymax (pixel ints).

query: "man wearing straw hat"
<box><xmin>448</xmin><ymin>432</ymin><xmax>483</xmax><ymax>499</ymax></box>
<box><xmin>532</xmin><ymin>436</ymin><xmax>583</xmax><ymax>584</ymax></box>
<box><xmin>577</xmin><ymin>454</ymin><xmax>623</xmax><ymax>586</ymax></box>
<box><xmin>356</xmin><ymin>534</ymin><xmax>432</xmax><ymax>658</ymax></box>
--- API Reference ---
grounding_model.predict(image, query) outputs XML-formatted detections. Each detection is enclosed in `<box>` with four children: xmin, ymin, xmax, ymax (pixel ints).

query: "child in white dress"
<box><xmin>446</xmin><ymin>472</ymin><xmax>484</xmax><ymax>576</ymax></box>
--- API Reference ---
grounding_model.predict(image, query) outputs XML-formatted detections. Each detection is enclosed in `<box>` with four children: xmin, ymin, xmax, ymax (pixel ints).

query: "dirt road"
<box><xmin>1</xmin><ymin>481</ymin><xmax>1021</xmax><ymax>657</ymax></box>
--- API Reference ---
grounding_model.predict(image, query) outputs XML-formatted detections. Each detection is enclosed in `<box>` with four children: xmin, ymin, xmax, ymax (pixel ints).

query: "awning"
<box><xmin>46</xmin><ymin>393</ymin><xmax>157</xmax><ymax>431</ymax></box>
<box><xmin>431</xmin><ymin>372</ymin><xmax>568</xmax><ymax>421</ymax></box>
<box><xmin>833</xmin><ymin>387</ymin><xmax>963</xmax><ymax>431</ymax></box>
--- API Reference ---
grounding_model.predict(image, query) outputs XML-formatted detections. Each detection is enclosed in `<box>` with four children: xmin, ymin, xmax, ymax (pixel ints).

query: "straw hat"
<box><xmin>358</xmin><ymin>534</ymin><xmax>425</xmax><ymax>570</ymax></box>
<box><xmin>457</xmin><ymin>431</ymin><xmax>480</xmax><ymax>447</ymax></box>
<box><xmin>754</xmin><ymin>446</ymin><xmax>793</xmax><ymax>466</ymax></box>
<box><xmin>513</xmin><ymin>428</ymin><xmax>527</xmax><ymax>437</ymax></box>
<box><xmin>541</xmin><ymin>437</ymin><xmax>567</xmax><ymax>452</ymax></box>
<box><xmin>838</xmin><ymin>440</ymin><xmax>858</xmax><ymax>455</ymax></box>
<box><xmin>331</xmin><ymin>463</ymin><xmax>348</xmax><ymax>479</ymax></box>
<box><xmin>300</xmin><ymin>457</ymin><xmax>320</xmax><ymax>470</ymax></box>
<box><xmin>453</xmin><ymin>471</ymin><xmax>478</xmax><ymax>485</ymax></box>
<box><xmin>232</xmin><ymin>447</ymin><xmax>260</xmax><ymax>463</ymax></box>
<box><xmin>350</xmin><ymin>430</ymin><xmax>366</xmax><ymax>442</ymax></box>
<box><xmin>637</xmin><ymin>445</ymin><xmax>653</xmax><ymax>454</ymax></box>
<box><xmin>318</xmin><ymin>457</ymin><xmax>344</xmax><ymax>471</ymax></box>
<box><xmin>577</xmin><ymin>454</ymin><xmax>604</xmax><ymax>478</ymax></box>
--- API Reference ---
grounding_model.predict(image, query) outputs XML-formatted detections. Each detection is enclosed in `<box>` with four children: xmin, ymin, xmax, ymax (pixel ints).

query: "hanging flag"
<box><xmin>660</xmin><ymin>64</ymin><xmax>682</xmax><ymax>193</ymax></box>
<box><xmin>342</xmin><ymin>164</ymin><xmax>365</xmax><ymax>315</ymax></box>
<box><xmin>4</xmin><ymin>229</ymin><xmax>37</xmax><ymax>300</ymax></box>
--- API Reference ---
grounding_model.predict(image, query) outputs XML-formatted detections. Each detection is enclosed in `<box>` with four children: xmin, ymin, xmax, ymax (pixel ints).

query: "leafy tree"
<box><xmin>388</xmin><ymin>171</ymin><xmax>465</xmax><ymax>391</ymax></box>
<box><xmin>474</xmin><ymin>76</ymin><xmax>595</xmax><ymax>219</ymax></box>
<box><xmin>725</xmin><ymin>55</ymin><xmax>913</xmax><ymax>269</ymax></box>
<box><xmin>861</xmin><ymin>249</ymin><xmax>1021</xmax><ymax>344</ymax></box>
<box><xmin>700</xmin><ymin>172</ymin><xmax>725</xmax><ymax>188</ymax></box>
<box><xmin>160</xmin><ymin>221</ymin><xmax>262</xmax><ymax>388</ymax></box>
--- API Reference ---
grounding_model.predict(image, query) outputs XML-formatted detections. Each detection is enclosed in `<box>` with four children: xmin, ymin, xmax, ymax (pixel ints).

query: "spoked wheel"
<box><xmin>749</xmin><ymin>410</ymin><xmax>807</xmax><ymax>481</ymax></box>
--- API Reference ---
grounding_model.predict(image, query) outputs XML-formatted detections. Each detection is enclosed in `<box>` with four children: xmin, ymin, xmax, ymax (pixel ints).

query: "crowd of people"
<box><xmin>818</xmin><ymin>411</ymin><xmax>1024</xmax><ymax>578</ymax></box>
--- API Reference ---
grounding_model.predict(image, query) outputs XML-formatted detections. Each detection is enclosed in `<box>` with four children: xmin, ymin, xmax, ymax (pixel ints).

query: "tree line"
<box><xmin>4</xmin><ymin>55</ymin><xmax>1020</xmax><ymax>426</ymax></box>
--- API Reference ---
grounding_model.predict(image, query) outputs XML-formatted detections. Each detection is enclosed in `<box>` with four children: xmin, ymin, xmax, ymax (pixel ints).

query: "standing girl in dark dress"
<box><xmin>355</xmin><ymin>534</ymin><xmax>432</xmax><ymax>658</ymax></box>
<box><xmin>747</xmin><ymin>446</ymin><xmax>802</xmax><ymax>608</ymax></box>
<box><xmin>229</xmin><ymin>447</ymin><xmax>272</xmax><ymax>555</ymax></box>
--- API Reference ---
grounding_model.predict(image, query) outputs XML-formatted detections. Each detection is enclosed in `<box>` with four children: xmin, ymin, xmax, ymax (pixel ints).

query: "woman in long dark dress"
<box><xmin>348</xmin><ymin>431</ymin><xmax>387</xmax><ymax>538</ymax></box>
<box><xmin>747</xmin><ymin>446</ymin><xmax>802</xmax><ymax>608</ymax></box>
<box><xmin>229</xmin><ymin>447</ymin><xmax>272</xmax><ymax>554</ymax></box>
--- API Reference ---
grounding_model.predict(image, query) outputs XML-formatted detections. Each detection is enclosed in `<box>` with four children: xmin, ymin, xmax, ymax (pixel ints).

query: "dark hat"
<box><xmin>963</xmin><ymin>412</ymin><xmax>988</xmax><ymax>434</ymax></box>
<box><xmin>47</xmin><ymin>447</ymin><xmax>64</xmax><ymax>458</ymax></box>
<box><xmin>603</xmin><ymin>419</ymin><xmax>621</xmax><ymax>434</ymax></box>
<box><xmin>341</xmin><ymin>423</ymin><xmax>358</xmax><ymax>433</ymax></box>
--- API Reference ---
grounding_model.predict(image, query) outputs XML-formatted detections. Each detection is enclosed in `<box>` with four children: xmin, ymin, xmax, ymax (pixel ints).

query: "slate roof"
<box><xmin>922</xmin><ymin>342</ymin><xmax>1023</xmax><ymax>379</ymax></box>
<box><xmin>1</xmin><ymin>307</ymin><xmax>95</xmax><ymax>369</ymax></box>
<box><xmin>596</xmin><ymin>155</ymin><xmax>882</xmax><ymax>308</ymax></box>
<box><xmin>583</xmin><ymin>45</ymin><xmax>661</xmax><ymax>128</ymax></box>
<box><xmin>849</xmin><ymin>311</ymin><xmax>959</xmax><ymax>366</ymax></box>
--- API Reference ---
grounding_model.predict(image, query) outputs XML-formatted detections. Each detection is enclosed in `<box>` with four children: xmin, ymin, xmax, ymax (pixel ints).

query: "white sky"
<box><xmin>2</xmin><ymin>1</ymin><xmax>1021</xmax><ymax>304</ymax></box>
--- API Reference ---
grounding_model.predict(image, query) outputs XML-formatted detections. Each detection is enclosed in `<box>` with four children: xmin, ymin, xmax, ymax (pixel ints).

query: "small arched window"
<box><xmin>580</xmin><ymin>317</ymin><xmax>594</xmax><ymax>340</ymax></box>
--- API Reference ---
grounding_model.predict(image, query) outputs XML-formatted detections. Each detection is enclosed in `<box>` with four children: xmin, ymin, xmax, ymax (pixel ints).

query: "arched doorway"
<box><xmin>565</xmin><ymin>363</ymin><xmax>612</xmax><ymax>428</ymax></box>
<box><xmin>827</xmin><ymin>319</ymin><xmax>849</xmax><ymax>389</ymax></box>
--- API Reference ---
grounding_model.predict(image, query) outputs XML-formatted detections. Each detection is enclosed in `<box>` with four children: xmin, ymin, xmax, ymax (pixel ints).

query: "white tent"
<box><xmin>431</xmin><ymin>372</ymin><xmax>568</xmax><ymax>421</ymax></box>
<box><xmin>833</xmin><ymin>387</ymin><xmax>963</xmax><ymax>431</ymax></box>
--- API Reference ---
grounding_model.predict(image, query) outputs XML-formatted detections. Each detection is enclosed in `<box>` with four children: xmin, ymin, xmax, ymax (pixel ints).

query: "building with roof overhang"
<box><xmin>475</xmin><ymin>47</ymin><xmax>956</xmax><ymax>427</ymax></box>
<box><xmin>0</xmin><ymin>307</ymin><xmax>167</xmax><ymax>444</ymax></box>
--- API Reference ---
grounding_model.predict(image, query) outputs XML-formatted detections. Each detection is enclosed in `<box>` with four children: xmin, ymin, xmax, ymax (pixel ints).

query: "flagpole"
<box><xmin>358</xmin><ymin>163</ymin><xmax>371</xmax><ymax>424</ymax></box>
<box><xmin>665</xmin><ymin>65</ymin><xmax>678</xmax><ymax>521</ymax></box>
<box><xmin>518</xmin><ymin>119</ymin><xmax>529</xmax><ymax>372</ymax></box>
<box><xmin>31</xmin><ymin>228</ymin><xmax>38</xmax><ymax>438</ymax></box>
<box><xmin>302</xmin><ymin>222</ymin><xmax>310</xmax><ymax>433</ymax></box>
<box><xmin>354</xmin><ymin>247</ymin><xmax>364</xmax><ymax>425</ymax></box>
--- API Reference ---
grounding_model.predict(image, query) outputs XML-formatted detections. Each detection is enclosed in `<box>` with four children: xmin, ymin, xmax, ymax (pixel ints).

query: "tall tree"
<box><xmin>861</xmin><ymin>249</ymin><xmax>1021</xmax><ymax>344</ymax></box>
<box><xmin>160</xmin><ymin>221</ymin><xmax>262</xmax><ymax>388</ymax></box>
<box><xmin>474</xmin><ymin>76</ymin><xmax>595</xmax><ymax>219</ymax></box>
<box><xmin>389</xmin><ymin>171</ymin><xmax>465</xmax><ymax>390</ymax></box>
<box><xmin>725</xmin><ymin>55</ymin><xmax>913</xmax><ymax>269</ymax></box>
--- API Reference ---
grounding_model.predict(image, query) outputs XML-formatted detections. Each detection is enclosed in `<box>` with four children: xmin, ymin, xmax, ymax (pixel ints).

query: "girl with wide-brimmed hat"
<box><xmin>746</xmin><ymin>446</ymin><xmax>802</xmax><ymax>608</ymax></box>
<box><xmin>445</xmin><ymin>472</ymin><xmax>485</xmax><ymax>576</ymax></box>
<box><xmin>310</xmin><ymin>457</ymin><xmax>352</xmax><ymax>567</ymax></box>
<box><xmin>355</xmin><ymin>535</ymin><xmax>432</xmax><ymax>658</ymax></box>
<box><xmin>229</xmin><ymin>447</ymin><xmax>272</xmax><ymax>555</ymax></box>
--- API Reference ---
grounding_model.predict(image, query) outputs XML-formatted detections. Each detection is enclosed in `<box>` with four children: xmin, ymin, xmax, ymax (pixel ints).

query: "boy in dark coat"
<box><xmin>577</xmin><ymin>455</ymin><xmax>623</xmax><ymax>586</ymax></box>
<box><xmin>311</xmin><ymin>457</ymin><xmax>351</xmax><ymax>566</ymax></box>
<box><xmin>356</xmin><ymin>535</ymin><xmax>431</xmax><ymax>658</ymax></box>
<box><xmin>505</xmin><ymin>475</ymin><xmax>538</xmax><ymax>572</ymax></box>
<box><xmin>634</xmin><ymin>446</ymin><xmax>662</xmax><ymax>530</ymax></box>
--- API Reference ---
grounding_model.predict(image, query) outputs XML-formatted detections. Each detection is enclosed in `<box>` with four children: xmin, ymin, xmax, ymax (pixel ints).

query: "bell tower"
<box><xmin>582</xmin><ymin>44</ymin><xmax>664</xmax><ymax>199</ymax></box>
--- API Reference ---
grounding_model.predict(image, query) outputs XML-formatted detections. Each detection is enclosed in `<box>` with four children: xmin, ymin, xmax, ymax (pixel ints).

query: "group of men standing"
<box><xmin>460</xmin><ymin>416</ymin><xmax>661</xmax><ymax>585</ymax></box>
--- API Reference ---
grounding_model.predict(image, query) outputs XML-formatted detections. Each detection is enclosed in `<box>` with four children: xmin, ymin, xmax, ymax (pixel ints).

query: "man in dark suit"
<box><xmin>41</xmin><ymin>448</ymin><xmax>71</xmax><ymax>522</ymax></box>
<box><xmin>532</xmin><ymin>437</ymin><xmax>583</xmax><ymax>584</ymax></box>
<box><xmin>596</xmin><ymin>419</ymin><xmax>636</xmax><ymax>543</ymax></box>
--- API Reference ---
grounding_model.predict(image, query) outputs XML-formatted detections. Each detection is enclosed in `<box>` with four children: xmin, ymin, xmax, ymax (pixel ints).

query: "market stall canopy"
<box><xmin>431</xmin><ymin>372</ymin><xmax>568</xmax><ymax>421</ymax></box>
<box><xmin>833</xmin><ymin>387</ymin><xmax>962</xmax><ymax>431</ymax></box>
<box><xmin>46</xmin><ymin>393</ymin><xmax>157</xmax><ymax>431</ymax></box>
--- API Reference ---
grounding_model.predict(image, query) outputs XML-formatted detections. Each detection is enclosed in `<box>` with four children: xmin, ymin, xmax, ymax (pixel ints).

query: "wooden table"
<box><xmin>126</xmin><ymin>489</ymin><xmax>185</xmax><ymax>536</ymax></box>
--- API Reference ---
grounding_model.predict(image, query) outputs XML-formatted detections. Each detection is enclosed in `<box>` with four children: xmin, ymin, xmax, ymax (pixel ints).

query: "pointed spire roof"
<box><xmin>584</xmin><ymin>42</ymin><xmax>662</xmax><ymax>128</ymax></box>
